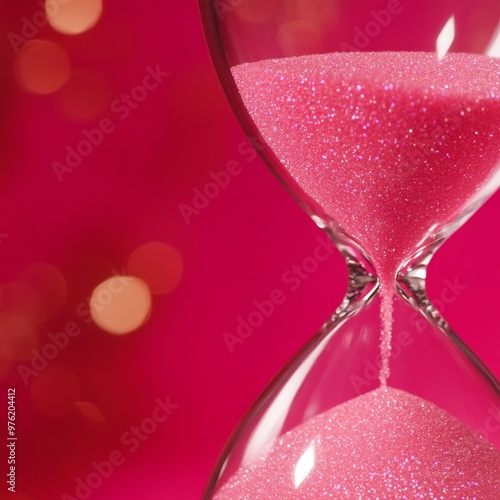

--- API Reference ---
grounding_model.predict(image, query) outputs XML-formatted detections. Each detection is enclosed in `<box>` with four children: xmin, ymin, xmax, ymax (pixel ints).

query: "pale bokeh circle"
<box><xmin>15</xmin><ymin>40</ymin><xmax>70</xmax><ymax>95</ymax></box>
<box><xmin>46</xmin><ymin>0</ymin><xmax>103</xmax><ymax>35</ymax></box>
<box><xmin>90</xmin><ymin>276</ymin><xmax>152</xmax><ymax>335</ymax></box>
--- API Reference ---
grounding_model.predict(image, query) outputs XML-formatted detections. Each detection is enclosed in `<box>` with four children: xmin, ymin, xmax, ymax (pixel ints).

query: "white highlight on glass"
<box><xmin>436</xmin><ymin>15</ymin><xmax>455</xmax><ymax>60</ymax></box>
<box><xmin>241</xmin><ymin>331</ymin><xmax>333</xmax><ymax>464</ymax></box>
<box><xmin>486</xmin><ymin>21</ymin><xmax>500</xmax><ymax>58</ymax></box>
<box><xmin>294</xmin><ymin>441</ymin><xmax>315</xmax><ymax>488</ymax></box>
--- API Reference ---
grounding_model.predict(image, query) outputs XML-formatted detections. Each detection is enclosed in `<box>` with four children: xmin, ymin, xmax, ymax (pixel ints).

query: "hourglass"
<box><xmin>199</xmin><ymin>0</ymin><xmax>500</xmax><ymax>497</ymax></box>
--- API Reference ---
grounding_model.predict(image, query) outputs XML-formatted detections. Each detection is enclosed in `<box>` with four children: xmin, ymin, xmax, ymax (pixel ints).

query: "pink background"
<box><xmin>0</xmin><ymin>1</ymin><xmax>499</xmax><ymax>499</ymax></box>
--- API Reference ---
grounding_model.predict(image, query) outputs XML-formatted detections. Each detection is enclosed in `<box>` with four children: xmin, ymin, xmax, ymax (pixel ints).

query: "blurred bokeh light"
<box><xmin>30</xmin><ymin>365</ymin><xmax>81</xmax><ymax>416</ymax></box>
<box><xmin>17</xmin><ymin>262</ymin><xmax>67</xmax><ymax>322</ymax></box>
<box><xmin>45</xmin><ymin>0</ymin><xmax>103</xmax><ymax>35</ymax></box>
<box><xmin>90</xmin><ymin>276</ymin><xmax>152</xmax><ymax>335</ymax></box>
<box><xmin>0</xmin><ymin>316</ymin><xmax>38</xmax><ymax>360</ymax></box>
<box><xmin>127</xmin><ymin>242</ymin><xmax>183</xmax><ymax>295</ymax></box>
<box><xmin>0</xmin><ymin>1</ymin><xmax>498</xmax><ymax>499</ymax></box>
<box><xmin>58</xmin><ymin>68</ymin><xmax>110</xmax><ymax>121</ymax></box>
<box><xmin>14</xmin><ymin>39</ymin><xmax>71</xmax><ymax>94</ymax></box>
<box><xmin>74</xmin><ymin>401</ymin><xmax>106</xmax><ymax>425</ymax></box>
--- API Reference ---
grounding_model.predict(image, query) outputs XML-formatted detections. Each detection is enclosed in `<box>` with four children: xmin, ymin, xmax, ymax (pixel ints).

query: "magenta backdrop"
<box><xmin>0</xmin><ymin>1</ymin><xmax>499</xmax><ymax>499</ymax></box>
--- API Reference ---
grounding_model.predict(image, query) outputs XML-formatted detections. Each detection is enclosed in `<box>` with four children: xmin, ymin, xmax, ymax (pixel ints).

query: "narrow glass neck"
<box><xmin>324</xmin><ymin>220</ymin><xmax>500</xmax><ymax>401</ymax></box>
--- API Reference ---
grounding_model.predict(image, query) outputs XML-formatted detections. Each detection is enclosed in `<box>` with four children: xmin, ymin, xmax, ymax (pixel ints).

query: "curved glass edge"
<box><xmin>204</xmin><ymin>289</ymin><xmax>500</xmax><ymax>498</ymax></box>
<box><xmin>203</xmin><ymin>323</ymin><xmax>366</xmax><ymax>498</ymax></box>
<box><xmin>198</xmin><ymin>0</ymin><xmax>348</xmax><ymax>228</ymax></box>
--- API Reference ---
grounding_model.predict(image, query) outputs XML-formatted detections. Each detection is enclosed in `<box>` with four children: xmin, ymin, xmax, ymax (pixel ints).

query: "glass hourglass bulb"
<box><xmin>199</xmin><ymin>0</ymin><xmax>500</xmax><ymax>497</ymax></box>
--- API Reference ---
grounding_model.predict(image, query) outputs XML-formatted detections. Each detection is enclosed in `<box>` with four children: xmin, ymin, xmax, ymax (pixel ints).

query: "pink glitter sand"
<box><xmin>231</xmin><ymin>52</ymin><xmax>500</xmax><ymax>280</ymax></box>
<box><xmin>214</xmin><ymin>387</ymin><xmax>500</xmax><ymax>499</ymax></box>
<box><xmin>232</xmin><ymin>52</ymin><xmax>500</xmax><ymax>385</ymax></box>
